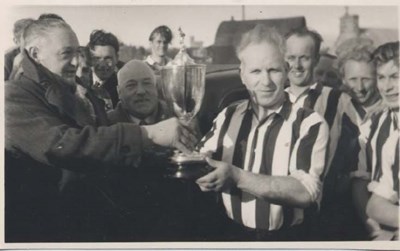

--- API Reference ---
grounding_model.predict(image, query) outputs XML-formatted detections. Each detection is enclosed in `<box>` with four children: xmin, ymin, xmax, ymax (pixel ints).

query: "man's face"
<box><xmin>150</xmin><ymin>33</ymin><xmax>168</xmax><ymax>58</ymax></box>
<box><xmin>343</xmin><ymin>60</ymin><xmax>378</xmax><ymax>106</ymax></box>
<box><xmin>285</xmin><ymin>35</ymin><xmax>318</xmax><ymax>87</ymax></box>
<box><xmin>34</xmin><ymin>27</ymin><xmax>79</xmax><ymax>83</ymax></box>
<box><xmin>119</xmin><ymin>77</ymin><xmax>158</xmax><ymax>118</ymax></box>
<box><xmin>76</xmin><ymin>53</ymin><xmax>92</xmax><ymax>86</ymax></box>
<box><xmin>376</xmin><ymin>60</ymin><xmax>399</xmax><ymax>109</ymax></box>
<box><xmin>91</xmin><ymin>45</ymin><xmax>117</xmax><ymax>81</ymax></box>
<box><xmin>240</xmin><ymin>42</ymin><xmax>286</xmax><ymax>109</ymax></box>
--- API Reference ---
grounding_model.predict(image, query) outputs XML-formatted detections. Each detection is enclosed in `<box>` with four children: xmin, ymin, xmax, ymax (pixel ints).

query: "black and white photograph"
<box><xmin>2</xmin><ymin>0</ymin><xmax>399</xmax><ymax>249</ymax></box>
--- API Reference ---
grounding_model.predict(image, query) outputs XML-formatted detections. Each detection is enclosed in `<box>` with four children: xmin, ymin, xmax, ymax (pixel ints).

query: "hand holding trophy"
<box><xmin>160</xmin><ymin>27</ymin><xmax>212</xmax><ymax>179</ymax></box>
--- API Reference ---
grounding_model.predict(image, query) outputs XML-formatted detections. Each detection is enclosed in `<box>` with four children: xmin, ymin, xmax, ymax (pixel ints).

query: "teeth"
<box><xmin>292</xmin><ymin>72</ymin><xmax>303</xmax><ymax>77</ymax></box>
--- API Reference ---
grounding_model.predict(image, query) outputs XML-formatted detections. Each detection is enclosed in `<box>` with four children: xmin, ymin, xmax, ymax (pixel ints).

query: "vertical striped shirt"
<box><xmin>199</xmin><ymin>98</ymin><xmax>329</xmax><ymax>230</ymax></box>
<box><xmin>286</xmin><ymin>82</ymin><xmax>355</xmax><ymax>174</ymax></box>
<box><xmin>349</xmin><ymin>99</ymin><xmax>386</xmax><ymax>179</ymax></box>
<box><xmin>366</xmin><ymin>109</ymin><xmax>399</xmax><ymax>195</ymax></box>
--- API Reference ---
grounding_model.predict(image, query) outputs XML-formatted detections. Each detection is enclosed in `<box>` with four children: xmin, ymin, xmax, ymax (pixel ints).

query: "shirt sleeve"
<box><xmin>289</xmin><ymin>111</ymin><xmax>329</xmax><ymax>202</ymax></box>
<box><xmin>5</xmin><ymin>83</ymin><xmax>144</xmax><ymax>171</ymax></box>
<box><xmin>370</xmin><ymin>137</ymin><xmax>399</xmax><ymax>204</ymax></box>
<box><xmin>198</xmin><ymin>106</ymin><xmax>229</xmax><ymax>154</ymax></box>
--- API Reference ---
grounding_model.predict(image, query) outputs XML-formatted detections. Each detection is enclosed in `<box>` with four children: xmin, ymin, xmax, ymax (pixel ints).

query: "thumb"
<box><xmin>205</xmin><ymin>157</ymin><xmax>221</xmax><ymax>168</ymax></box>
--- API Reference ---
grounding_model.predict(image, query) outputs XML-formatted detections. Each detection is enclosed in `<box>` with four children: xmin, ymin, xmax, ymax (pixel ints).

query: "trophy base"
<box><xmin>165</xmin><ymin>152</ymin><xmax>213</xmax><ymax>180</ymax></box>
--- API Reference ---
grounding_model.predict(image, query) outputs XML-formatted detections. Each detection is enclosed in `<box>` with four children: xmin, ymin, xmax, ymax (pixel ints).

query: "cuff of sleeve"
<box><xmin>350</xmin><ymin>170</ymin><xmax>371</xmax><ymax>180</ymax></box>
<box><xmin>371</xmin><ymin>182</ymin><xmax>398</xmax><ymax>204</ymax></box>
<box><xmin>290</xmin><ymin>169</ymin><xmax>321</xmax><ymax>202</ymax></box>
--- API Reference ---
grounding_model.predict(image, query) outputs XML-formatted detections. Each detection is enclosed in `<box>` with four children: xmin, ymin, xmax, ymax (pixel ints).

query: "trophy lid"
<box><xmin>168</xmin><ymin>27</ymin><xmax>195</xmax><ymax>66</ymax></box>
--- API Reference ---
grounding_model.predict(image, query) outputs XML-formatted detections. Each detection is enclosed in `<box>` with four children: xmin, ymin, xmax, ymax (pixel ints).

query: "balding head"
<box><xmin>117</xmin><ymin>60</ymin><xmax>159</xmax><ymax>119</ymax></box>
<box><xmin>118</xmin><ymin>60</ymin><xmax>156</xmax><ymax>87</ymax></box>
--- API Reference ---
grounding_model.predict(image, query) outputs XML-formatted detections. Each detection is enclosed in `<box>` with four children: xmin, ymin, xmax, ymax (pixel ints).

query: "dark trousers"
<box><xmin>221</xmin><ymin>218</ymin><xmax>309</xmax><ymax>241</ymax></box>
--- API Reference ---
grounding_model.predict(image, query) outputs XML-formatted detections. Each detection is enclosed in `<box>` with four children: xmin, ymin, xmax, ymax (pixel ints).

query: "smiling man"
<box><xmin>108</xmin><ymin>59</ymin><xmax>172</xmax><ymax>125</ymax></box>
<box><xmin>145</xmin><ymin>25</ymin><xmax>173</xmax><ymax>74</ymax></box>
<box><xmin>196</xmin><ymin>24</ymin><xmax>329</xmax><ymax>241</ymax></box>
<box><xmin>366</xmin><ymin>41</ymin><xmax>399</xmax><ymax>240</ymax></box>
<box><xmin>5</xmin><ymin>18</ymin><xmax>197</xmax><ymax>241</ymax></box>
<box><xmin>88</xmin><ymin>29</ymin><xmax>121</xmax><ymax>110</ymax></box>
<box><xmin>336</xmin><ymin>45</ymin><xmax>387</xmax><ymax>240</ymax></box>
<box><xmin>284</xmin><ymin>27</ymin><xmax>368</xmax><ymax>240</ymax></box>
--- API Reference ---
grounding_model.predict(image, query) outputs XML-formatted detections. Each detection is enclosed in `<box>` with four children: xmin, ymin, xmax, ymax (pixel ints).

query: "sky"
<box><xmin>3</xmin><ymin>3</ymin><xmax>399</xmax><ymax>52</ymax></box>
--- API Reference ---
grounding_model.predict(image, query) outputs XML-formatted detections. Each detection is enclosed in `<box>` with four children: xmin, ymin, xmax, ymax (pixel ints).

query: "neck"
<box><xmin>252</xmin><ymin>98</ymin><xmax>284</xmax><ymax>121</ymax></box>
<box><xmin>151</xmin><ymin>54</ymin><xmax>166</xmax><ymax>65</ymax></box>
<box><xmin>363</xmin><ymin>92</ymin><xmax>381</xmax><ymax>110</ymax></box>
<box><xmin>289</xmin><ymin>83</ymin><xmax>313</xmax><ymax>97</ymax></box>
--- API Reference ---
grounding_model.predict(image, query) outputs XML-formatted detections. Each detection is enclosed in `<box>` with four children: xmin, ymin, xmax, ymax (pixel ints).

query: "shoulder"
<box><xmin>5</xmin><ymin>75</ymin><xmax>43</xmax><ymax>97</ymax></box>
<box><xmin>294</xmin><ymin>106</ymin><xmax>328</xmax><ymax>133</ymax></box>
<box><xmin>212</xmin><ymin>99</ymin><xmax>248</xmax><ymax>124</ymax></box>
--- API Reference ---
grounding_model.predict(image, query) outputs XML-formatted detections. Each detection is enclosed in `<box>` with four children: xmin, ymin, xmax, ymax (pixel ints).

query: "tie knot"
<box><xmin>139</xmin><ymin>120</ymin><xmax>147</xmax><ymax>125</ymax></box>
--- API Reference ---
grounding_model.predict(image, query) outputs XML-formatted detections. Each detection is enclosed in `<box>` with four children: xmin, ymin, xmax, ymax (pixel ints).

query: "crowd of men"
<box><xmin>4</xmin><ymin>13</ymin><xmax>399</xmax><ymax>242</ymax></box>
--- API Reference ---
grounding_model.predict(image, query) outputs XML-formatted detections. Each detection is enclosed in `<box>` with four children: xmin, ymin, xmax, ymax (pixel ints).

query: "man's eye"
<box><xmin>269</xmin><ymin>69</ymin><xmax>281</xmax><ymax>73</ymax></box>
<box><xmin>251</xmin><ymin>69</ymin><xmax>260</xmax><ymax>74</ymax></box>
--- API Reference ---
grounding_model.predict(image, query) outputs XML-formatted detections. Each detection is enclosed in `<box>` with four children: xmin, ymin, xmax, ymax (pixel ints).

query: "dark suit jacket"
<box><xmin>90</xmin><ymin>73</ymin><xmax>120</xmax><ymax>108</ymax></box>
<box><xmin>5</xmin><ymin>52</ymin><xmax>145</xmax><ymax>241</ymax></box>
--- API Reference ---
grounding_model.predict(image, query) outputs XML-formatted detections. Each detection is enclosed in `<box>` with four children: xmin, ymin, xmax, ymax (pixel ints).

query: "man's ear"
<box><xmin>238</xmin><ymin>65</ymin><xmax>245</xmax><ymax>86</ymax></box>
<box><xmin>27</xmin><ymin>46</ymin><xmax>41</xmax><ymax>63</ymax></box>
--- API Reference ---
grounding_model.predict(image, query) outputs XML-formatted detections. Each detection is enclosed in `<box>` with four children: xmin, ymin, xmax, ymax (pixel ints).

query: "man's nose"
<box><xmin>260</xmin><ymin>71</ymin><xmax>273</xmax><ymax>86</ymax></box>
<box><xmin>70</xmin><ymin>54</ymin><xmax>79</xmax><ymax>68</ymax></box>
<box><xmin>292</xmin><ymin>58</ymin><xmax>303</xmax><ymax>69</ymax></box>
<box><xmin>136</xmin><ymin>83</ymin><xmax>146</xmax><ymax>94</ymax></box>
<box><xmin>379</xmin><ymin>78</ymin><xmax>391</xmax><ymax>92</ymax></box>
<box><xmin>354</xmin><ymin>79</ymin><xmax>364</xmax><ymax>92</ymax></box>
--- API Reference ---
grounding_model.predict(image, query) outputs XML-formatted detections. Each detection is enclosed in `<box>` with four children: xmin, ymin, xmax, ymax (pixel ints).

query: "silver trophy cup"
<box><xmin>160</xmin><ymin>64</ymin><xmax>212</xmax><ymax>179</ymax></box>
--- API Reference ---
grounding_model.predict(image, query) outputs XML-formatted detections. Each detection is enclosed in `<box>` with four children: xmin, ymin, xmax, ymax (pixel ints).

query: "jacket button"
<box><xmin>121</xmin><ymin>145</ymin><xmax>130</xmax><ymax>154</ymax></box>
<box><xmin>56</xmin><ymin>144</ymin><xmax>63</xmax><ymax>150</ymax></box>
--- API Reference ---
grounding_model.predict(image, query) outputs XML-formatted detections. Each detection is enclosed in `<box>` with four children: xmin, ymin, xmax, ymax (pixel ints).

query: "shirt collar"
<box><xmin>92</xmin><ymin>72</ymin><xmax>104</xmax><ymax>86</ymax></box>
<box><xmin>145</xmin><ymin>55</ymin><xmax>171</xmax><ymax>66</ymax></box>
<box><xmin>243</xmin><ymin>92</ymin><xmax>292</xmax><ymax>121</ymax></box>
<box><xmin>285</xmin><ymin>82</ymin><xmax>321</xmax><ymax>103</ymax></box>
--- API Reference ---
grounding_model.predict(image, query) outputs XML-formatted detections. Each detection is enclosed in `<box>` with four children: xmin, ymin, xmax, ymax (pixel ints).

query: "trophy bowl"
<box><xmin>161</xmin><ymin>63</ymin><xmax>209</xmax><ymax>180</ymax></box>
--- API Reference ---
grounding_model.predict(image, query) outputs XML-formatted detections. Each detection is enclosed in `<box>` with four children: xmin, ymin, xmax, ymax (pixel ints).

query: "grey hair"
<box><xmin>236</xmin><ymin>24</ymin><xmax>286</xmax><ymax>61</ymax></box>
<box><xmin>23</xmin><ymin>18</ymin><xmax>72</xmax><ymax>49</ymax></box>
<box><xmin>338</xmin><ymin>45</ymin><xmax>376</xmax><ymax>77</ymax></box>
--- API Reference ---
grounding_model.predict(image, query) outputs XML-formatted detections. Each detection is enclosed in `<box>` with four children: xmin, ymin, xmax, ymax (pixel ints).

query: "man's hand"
<box><xmin>142</xmin><ymin>118</ymin><xmax>197</xmax><ymax>153</ymax></box>
<box><xmin>196</xmin><ymin>157</ymin><xmax>241</xmax><ymax>192</ymax></box>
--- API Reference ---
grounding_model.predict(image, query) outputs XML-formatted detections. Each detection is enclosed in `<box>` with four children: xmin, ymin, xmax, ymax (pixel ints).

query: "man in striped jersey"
<box><xmin>284</xmin><ymin>27</ymin><xmax>368</xmax><ymax>240</ymax></box>
<box><xmin>366</xmin><ymin>41</ymin><xmax>399</xmax><ymax>240</ymax></box>
<box><xmin>337</xmin><ymin>45</ymin><xmax>387</xmax><ymax>239</ymax></box>
<box><xmin>196</xmin><ymin>24</ymin><xmax>329</xmax><ymax>241</ymax></box>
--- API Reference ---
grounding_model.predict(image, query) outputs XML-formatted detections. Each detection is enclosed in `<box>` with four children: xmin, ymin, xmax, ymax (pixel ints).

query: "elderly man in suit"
<box><xmin>108</xmin><ymin>59</ymin><xmax>172</xmax><ymax>124</ymax></box>
<box><xmin>5</xmin><ymin>18</ymin><xmax>197</xmax><ymax>242</ymax></box>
